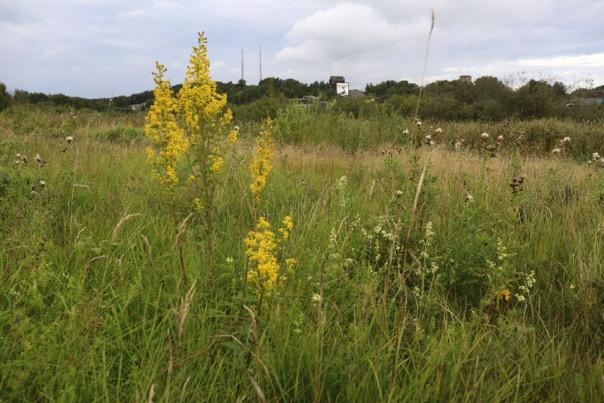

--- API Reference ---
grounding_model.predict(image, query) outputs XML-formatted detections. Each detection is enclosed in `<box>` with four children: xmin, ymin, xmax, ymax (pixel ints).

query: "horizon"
<box><xmin>4</xmin><ymin>73</ymin><xmax>604</xmax><ymax>100</ymax></box>
<box><xmin>2</xmin><ymin>1</ymin><xmax>604</xmax><ymax>97</ymax></box>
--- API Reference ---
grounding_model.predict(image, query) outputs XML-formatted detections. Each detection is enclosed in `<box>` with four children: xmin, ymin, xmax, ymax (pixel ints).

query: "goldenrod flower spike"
<box><xmin>245</xmin><ymin>217</ymin><xmax>280</xmax><ymax>292</ymax></box>
<box><xmin>144</xmin><ymin>62</ymin><xmax>188</xmax><ymax>189</ymax></box>
<box><xmin>249</xmin><ymin>118</ymin><xmax>275</xmax><ymax>200</ymax></box>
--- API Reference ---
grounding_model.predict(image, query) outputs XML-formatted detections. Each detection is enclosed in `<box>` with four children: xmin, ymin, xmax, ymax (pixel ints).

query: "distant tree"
<box><xmin>513</xmin><ymin>80</ymin><xmax>557</xmax><ymax>118</ymax></box>
<box><xmin>12</xmin><ymin>89</ymin><xmax>30</xmax><ymax>104</ymax></box>
<box><xmin>0</xmin><ymin>82</ymin><xmax>10</xmax><ymax>111</ymax></box>
<box><xmin>365</xmin><ymin>80</ymin><xmax>418</xmax><ymax>98</ymax></box>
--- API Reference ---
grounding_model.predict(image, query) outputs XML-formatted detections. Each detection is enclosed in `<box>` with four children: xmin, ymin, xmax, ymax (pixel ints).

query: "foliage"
<box><xmin>0</xmin><ymin>82</ymin><xmax>10</xmax><ymax>112</ymax></box>
<box><xmin>1</xmin><ymin>107</ymin><xmax>604</xmax><ymax>400</ymax></box>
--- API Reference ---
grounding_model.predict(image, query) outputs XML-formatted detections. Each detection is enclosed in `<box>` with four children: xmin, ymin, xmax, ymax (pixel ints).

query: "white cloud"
<box><xmin>0</xmin><ymin>0</ymin><xmax>603</xmax><ymax>96</ymax></box>
<box><xmin>116</xmin><ymin>8</ymin><xmax>145</xmax><ymax>19</ymax></box>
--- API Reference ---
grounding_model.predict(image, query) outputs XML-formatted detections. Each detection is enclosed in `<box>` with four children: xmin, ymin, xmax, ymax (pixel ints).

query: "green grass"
<box><xmin>0</xmin><ymin>108</ymin><xmax>603</xmax><ymax>401</ymax></box>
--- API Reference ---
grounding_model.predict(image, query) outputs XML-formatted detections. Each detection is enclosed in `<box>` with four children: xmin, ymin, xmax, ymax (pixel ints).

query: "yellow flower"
<box><xmin>193</xmin><ymin>197</ymin><xmax>203</xmax><ymax>211</ymax></box>
<box><xmin>279</xmin><ymin>215</ymin><xmax>294</xmax><ymax>240</ymax></box>
<box><xmin>210</xmin><ymin>156</ymin><xmax>224</xmax><ymax>173</ymax></box>
<box><xmin>144</xmin><ymin>62</ymin><xmax>188</xmax><ymax>189</ymax></box>
<box><xmin>249</xmin><ymin>119</ymin><xmax>274</xmax><ymax>200</ymax></box>
<box><xmin>175</xmin><ymin>32</ymin><xmax>236</xmax><ymax>210</ymax></box>
<box><xmin>245</xmin><ymin>217</ymin><xmax>279</xmax><ymax>292</ymax></box>
<box><xmin>227</xmin><ymin>128</ymin><xmax>238</xmax><ymax>144</ymax></box>
<box><xmin>496</xmin><ymin>288</ymin><xmax>512</xmax><ymax>302</ymax></box>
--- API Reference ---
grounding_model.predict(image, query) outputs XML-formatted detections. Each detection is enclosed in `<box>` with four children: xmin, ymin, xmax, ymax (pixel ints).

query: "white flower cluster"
<box><xmin>516</xmin><ymin>270</ymin><xmax>536</xmax><ymax>302</ymax></box>
<box><xmin>336</xmin><ymin>175</ymin><xmax>349</xmax><ymax>207</ymax></box>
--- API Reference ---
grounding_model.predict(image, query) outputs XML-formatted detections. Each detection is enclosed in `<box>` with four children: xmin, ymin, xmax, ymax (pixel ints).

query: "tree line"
<box><xmin>1</xmin><ymin>76</ymin><xmax>603</xmax><ymax>121</ymax></box>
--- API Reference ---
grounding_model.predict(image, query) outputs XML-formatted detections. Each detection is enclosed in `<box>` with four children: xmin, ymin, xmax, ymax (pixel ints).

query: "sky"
<box><xmin>1</xmin><ymin>0</ymin><xmax>603</xmax><ymax>98</ymax></box>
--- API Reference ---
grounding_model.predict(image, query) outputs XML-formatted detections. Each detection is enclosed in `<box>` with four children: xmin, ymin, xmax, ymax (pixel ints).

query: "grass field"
<box><xmin>1</xmin><ymin>107</ymin><xmax>603</xmax><ymax>401</ymax></box>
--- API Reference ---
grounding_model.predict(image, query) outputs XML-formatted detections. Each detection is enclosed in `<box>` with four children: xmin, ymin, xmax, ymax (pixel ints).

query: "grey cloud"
<box><xmin>0</xmin><ymin>0</ymin><xmax>602</xmax><ymax>97</ymax></box>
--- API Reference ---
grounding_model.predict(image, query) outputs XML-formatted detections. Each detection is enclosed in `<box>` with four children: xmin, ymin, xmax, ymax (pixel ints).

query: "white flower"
<box><xmin>39</xmin><ymin>180</ymin><xmax>46</xmax><ymax>187</ymax></box>
<box><xmin>225</xmin><ymin>257</ymin><xmax>234</xmax><ymax>264</ymax></box>
<box><xmin>65</xmin><ymin>136</ymin><xmax>74</xmax><ymax>144</ymax></box>
<box><xmin>395</xmin><ymin>190</ymin><xmax>403</xmax><ymax>197</ymax></box>
<box><xmin>234</xmin><ymin>125</ymin><xmax>240</xmax><ymax>132</ymax></box>
<box><xmin>516</xmin><ymin>294</ymin><xmax>526</xmax><ymax>302</ymax></box>
<box><xmin>480</xmin><ymin>132</ymin><xmax>489</xmax><ymax>140</ymax></box>
<box><xmin>425</xmin><ymin>134</ymin><xmax>432</xmax><ymax>140</ymax></box>
<box><xmin>311</xmin><ymin>293</ymin><xmax>322</xmax><ymax>303</ymax></box>
<box><xmin>465</xmin><ymin>193</ymin><xmax>474</xmax><ymax>202</ymax></box>
<box><xmin>434</xmin><ymin>128</ymin><xmax>443</xmax><ymax>134</ymax></box>
<box><xmin>552</xmin><ymin>147</ymin><xmax>561</xmax><ymax>154</ymax></box>
<box><xmin>592</xmin><ymin>152</ymin><xmax>600</xmax><ymax>161</ymax></box>
<box><xmin>415</xmin><ymin>120</ymin><xmax>422</xmax><ymax>127</ymax></box>
<box><xmin>562</xmin><ymin>137</ymin><xmax>571</xmax><ymax>144</ymax></box>
<box><xmin>402</xmin><ymin>128</ymin><xmax>410</xmax><ymax>135</ymax></box>
<box><xmin>336</xmin><ymin>175</ymin><xmax>348</xmax><ymax>191</ymax></box>
<box><xmin>497</xmin><ymin>135</ymin><xmax>504</xmax><ymax>142</ymax></box>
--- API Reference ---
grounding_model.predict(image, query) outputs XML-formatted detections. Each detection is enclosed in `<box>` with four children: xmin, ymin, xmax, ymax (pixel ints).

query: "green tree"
<box><xmin>0</xmin><ymin>82</ymin><xmax>10</xmax><ymax>111</ymax></box>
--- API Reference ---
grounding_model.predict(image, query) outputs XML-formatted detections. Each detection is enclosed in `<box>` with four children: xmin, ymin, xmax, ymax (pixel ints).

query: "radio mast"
<box><xmin>240</xmin><ymin>48</ymin><xmax>244</xmax><ymax>82</ymax></box>
<box><xmin>259</xmin><ymin>45</ymin><xmax>263</xmax><ymax>83</ymax></box>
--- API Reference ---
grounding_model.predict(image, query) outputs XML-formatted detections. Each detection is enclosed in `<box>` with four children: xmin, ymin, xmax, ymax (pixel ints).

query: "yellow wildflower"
<box><xmin>496</xmin><ymin>288</ymin><xmax>512</xmax><ymax>302</ymax></box>
<box><xmin>144</xmin><ymin>62</ymin><xmax>188</xmax><ymax>189</ymax></box>
<box><xmin>245</xmin><ymin>215</ymin><xmax>296</xmax><ymax>294</ymax></box>
<box><xmin>193</xmin><ymin>197</ymin><xmax>203</xmax><ymax>211</ymax></box>
<box><xmin>279</xmin><ymin>215</ymin><xmax>294</xmax><ymax>240</ymax></box>
<box><xmin>249</xmin><ymin>119</ymin><xmax>275</xmax><ymax>200</ymax></box>
<box><xmin>227</xmin><ymin>128</ymin><xmax>238</xmax><ymax>144</ymax></box>
<box><xmin>176</xmin><ymin>32</ymin><xmax>236</xmax><ymax>214</ymax></box>
<box><xmin>245</xmin><ymin>217</ymin><xmax>279</xmax><ymax>292</ymax></box>
<box><xmin>286</xmin><ymin>258</ymin><xmax>297</xmax><ymax>269</ymax></box>
<box><xmin>209</xmin><ymin>156</ymin><xmax>224</xmax><ymax>173</ymax></box>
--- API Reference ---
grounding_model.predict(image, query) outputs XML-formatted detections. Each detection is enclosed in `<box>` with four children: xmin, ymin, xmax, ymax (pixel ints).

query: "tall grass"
<box><xmin>1</xmin><ymin>109</ymin><xmax>603</xmax><ymax>401</ymax></box>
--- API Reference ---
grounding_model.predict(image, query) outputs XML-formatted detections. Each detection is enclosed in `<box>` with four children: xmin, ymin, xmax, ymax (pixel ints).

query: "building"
<box><xmin>336</xmin><ymin>82</ymin><xmax>349</xmax><ymax>96</ymax></box>
<box><xmin>129</xmin><ymin>102</ymin><xmax>146</xmax><ymax>112</ymax></box>
<box><xmin>329</xmin><ymin>76</ymin><xmax>346</xmax><ymax>91</ymax></box>
<box><xmin>459</xmin><ymin>75</ymin><xmax>472</xmax><ymax>83</ymax></box>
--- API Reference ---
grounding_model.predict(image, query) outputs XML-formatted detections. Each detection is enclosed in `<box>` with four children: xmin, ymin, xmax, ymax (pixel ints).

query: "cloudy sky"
<box><xmin>1</xmin><ymin>0</ymin><xmax>603</xmax><ymax>97</ymax></box>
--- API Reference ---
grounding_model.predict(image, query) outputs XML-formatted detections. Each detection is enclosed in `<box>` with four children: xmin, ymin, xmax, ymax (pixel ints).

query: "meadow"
<box><xmin>1</xmin><ymin>97</ymin><xmax>603</xmax><ymax>402</ymax></box>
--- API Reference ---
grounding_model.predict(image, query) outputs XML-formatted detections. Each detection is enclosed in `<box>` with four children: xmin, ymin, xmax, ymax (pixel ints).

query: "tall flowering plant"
<box><xmin>178</xmin><ymin>33</ymin><xmax>237</xmax><ymax>227</ymax></box>
<box><xmin>144</xmin><ymin>33</ymin><xmax>238</xmax><ymax>288</ymax></box>
<box><xmin>144</xmin><ymin>63</ymin><xmax>188</xmax><ymax>190</ymax></box>
<box><xmin>145</xmin><ymin>32</ymin><xmax>237</xmax><ymax>226</ymax></box>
